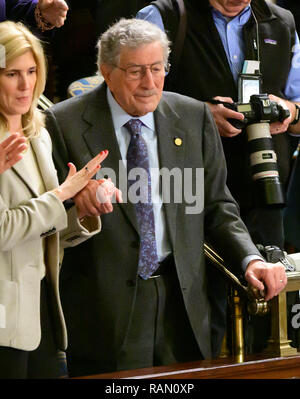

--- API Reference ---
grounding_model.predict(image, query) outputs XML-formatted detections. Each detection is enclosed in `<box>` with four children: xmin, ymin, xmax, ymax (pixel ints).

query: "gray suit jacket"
<box><xmin>45</xmin><ymin>83</ymin><xmax>261</xmax><ymax>372</ymax></box>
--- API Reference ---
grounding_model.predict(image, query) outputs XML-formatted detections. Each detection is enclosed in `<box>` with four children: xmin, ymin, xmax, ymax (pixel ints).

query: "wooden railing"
<box><xmin>75</xmin><ymin>354</ymin><xmax>300</xmax><ymax>379</ymax></box>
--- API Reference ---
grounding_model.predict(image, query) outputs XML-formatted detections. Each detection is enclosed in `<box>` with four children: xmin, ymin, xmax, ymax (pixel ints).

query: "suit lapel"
<box><xmin>154</xmin><ymin>96</ymin><xmax>186</xmax><ymax>248</ymax></box>
<box><xmin>81</xmin><ymin>84</ymin><xmax>139</xmax><ymax>233</ymax></box>
<box><xmin>11</xmin><ymin>157</ymin><xmax>40</xmax><ymax>197</ymax></box>
<box><xmin>11</xmin><ymin>131</ymin><xmax>57</xmax><ymax>196</ymax></box>
<box><xmin>30</xmin><ymin>133</ymin><xmax>58</xmax><ymax>191</ymax></box>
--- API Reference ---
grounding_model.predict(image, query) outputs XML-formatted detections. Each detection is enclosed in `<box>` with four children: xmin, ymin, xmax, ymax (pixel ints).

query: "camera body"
<box><xmin>224</xmin><ymin>94</ymin><xmax>290</xmax><ymax>130</ymax></box>
<box><xmin>257</xmin><ymin>244</ymin><xmax>296</xmax><ymax>272</ymax></box>
<box><xmin>222</xmin><ymin>72</ymin><xmax>290</xmax><ymax>207</ymax></box>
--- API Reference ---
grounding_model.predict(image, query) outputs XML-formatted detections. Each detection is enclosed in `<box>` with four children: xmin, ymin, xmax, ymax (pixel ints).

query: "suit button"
<box><xmin>126</xmin><ymin>280</ymin><xmax>136</xmax><ymax>287</ymax></box>
<box><xmin>130</xmin><ymin>241</ymin><xmax>139</xmax><ymax>248</ymax></box>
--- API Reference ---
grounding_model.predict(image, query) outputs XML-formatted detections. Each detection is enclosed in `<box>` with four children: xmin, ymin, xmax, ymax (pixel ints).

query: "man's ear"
<box><xmin>100</xmin><ymin>64</ymin><xmax>113</xmax><ymax>87</ymax></box>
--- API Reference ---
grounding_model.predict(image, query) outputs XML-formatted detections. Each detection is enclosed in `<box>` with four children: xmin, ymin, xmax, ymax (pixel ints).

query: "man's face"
<box><xmin>209</xmin><ymin>0</ymin><xmax>251</xmax><ymax>17</ymax></box>
<box><xmin>101</xmin><ymin>41</ymin><xmax>165</xmax><ymax>117</ymax></box>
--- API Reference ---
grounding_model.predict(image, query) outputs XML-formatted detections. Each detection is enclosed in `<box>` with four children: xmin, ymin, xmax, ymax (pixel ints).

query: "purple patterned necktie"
<box><xmin>125</xmin><ymin>119</ymin><xmax>159</xmax><ymax>280</ymax></box>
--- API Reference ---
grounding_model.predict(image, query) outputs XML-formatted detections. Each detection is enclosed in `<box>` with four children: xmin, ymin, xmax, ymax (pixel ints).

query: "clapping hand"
<box><xmin>0</xmin><ymin>133</ymin><xmax>27</xmax><ymax>173</ymax></box>
<box><xmin>52</xmin><ymin>150</ymin><xmax>109</xmax><ymax>202</ymax></box>
<box><xmin>74</xmin><ymin>177</ymin><xmax>123</xmax><ymax>218</ymax></box>
<box><xmin>95</xmin><ymin>178</ymin><xmax>123</xmax><ymax>213</ymax></box>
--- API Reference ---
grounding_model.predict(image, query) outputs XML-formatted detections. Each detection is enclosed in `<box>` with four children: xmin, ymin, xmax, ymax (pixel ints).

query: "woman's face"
<box><xmin>0</xmin><ymin>50</ymin><xmax>37</xmax><ymax>124</ymax></box>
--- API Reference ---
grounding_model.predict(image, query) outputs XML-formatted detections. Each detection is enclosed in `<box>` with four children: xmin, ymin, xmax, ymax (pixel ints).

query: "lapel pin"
<box><xmin>174</xmin><ymin>137</ymin><xmax>182</xmax><ymax>146</ymax></box>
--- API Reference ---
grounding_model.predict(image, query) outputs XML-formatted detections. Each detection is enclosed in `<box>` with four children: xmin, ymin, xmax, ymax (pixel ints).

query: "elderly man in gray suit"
<box><xmin>45</xmin><ymin>18</ymin><xmax>287</xmax><ymax>377</ymax></box>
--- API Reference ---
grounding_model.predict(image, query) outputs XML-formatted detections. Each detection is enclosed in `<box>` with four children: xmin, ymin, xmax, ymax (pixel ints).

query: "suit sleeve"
<box><xmin>0</xmin><ymin>190</ymin><xmax>68</xmax><ymax>251</ymax></box>
<box><xmin>0</xmin><ymin>179</ymin><xmax>101</xmax><ymax>253</ymax></box>
<box><xmin>5</xmin><ymin>0</ymin><xmax>56</xmax><ymax>39</ymax></box>
<box><xmin>6</xmin><ymin>0</ymin><xmax>38</xmax><ymax>30</ymax></box>
<box><xmin>60</xmin><ymin>205</ymin><xmax>101</xmax><ymax>248</ymax></box>
<box><xmin>43</xmin><ymin>110</ymin><xmax>102</xmax><ymax>247</ymax></box>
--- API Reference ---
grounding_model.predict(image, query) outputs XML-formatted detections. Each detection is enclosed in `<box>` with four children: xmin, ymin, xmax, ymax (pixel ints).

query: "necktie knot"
<box><xmin>125</xmin><ymin>119</ymin><xmax>143</xmax><ymax>136</ymax></box>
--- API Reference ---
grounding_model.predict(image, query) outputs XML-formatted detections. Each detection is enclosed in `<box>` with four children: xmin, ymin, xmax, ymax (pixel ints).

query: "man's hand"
<box><xmin>268</xmin><ymin>94</ymin><xmax>292</xmax><ymax>135</ymax></box>
<box><xmin>74</xmin><ymin>178</ymin><xmax>123</xmax><ymax>219</ymax></box>
<box><xmin>96</xmin><ymin>178</ymin><xmax>123</xmax><ymax>208</ymax></box>
<box><xmin>207</xmin><ymin>96</ymin><xmax>244</xmax><ymax>137</ymax></box>
<box><xmin>38</xmin><ymin>0</ymin><xmax>68</xmax><ymax>27</ymax></box>
<box><xmin>245</xmin><ymin>259</ymin><xmax>287</xmax><ymax>301</ymax></box>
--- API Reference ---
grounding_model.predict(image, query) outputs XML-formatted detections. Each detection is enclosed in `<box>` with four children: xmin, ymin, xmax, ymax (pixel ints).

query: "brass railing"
<box><xmin>205</xmin><ymin>243</ymin><xmax>300</xmax><ymax>362</ymax></box>
<box><xmin>204</xmin><ymin>243</ymin><xmax>269</xmax><ymax>362</ymax></box>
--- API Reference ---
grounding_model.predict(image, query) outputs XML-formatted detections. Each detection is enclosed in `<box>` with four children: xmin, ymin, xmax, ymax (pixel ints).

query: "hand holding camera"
<box><xmin>268</xmin><ymin>94</ymin><xmax>293</xmax><ymax>134</ymax></box>
<box><xmin>208</xmin><ymin>70</ymin><xmax>291</xmax><ymax>208</ymax></box>
<box><xmin>221</xmin><ymin>93</ymin><xmax>290</xmax><ymax>130</ymax></box>
<box><xmin>207</xmin><ymin>96</ymin><xmax>245</xmax><ymax>137</ymax></box>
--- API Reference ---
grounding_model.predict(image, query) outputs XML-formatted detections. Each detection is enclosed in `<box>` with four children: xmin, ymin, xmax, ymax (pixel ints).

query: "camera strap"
<box><xmin>208</xmin><ymin>99</ymin><xmax>235</xmax><ymax>109</ymax></box>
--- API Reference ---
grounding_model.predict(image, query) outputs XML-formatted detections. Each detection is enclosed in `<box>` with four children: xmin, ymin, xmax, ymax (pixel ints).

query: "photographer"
<box><xmin>137</xmin><ymin>0</ymin><xmax>300</xmax><ymax>354</ymax></box>
<box><xmin>137</xmin><ymin>0</ymin><xmax>300</xmax><ymax>247</ymax></box>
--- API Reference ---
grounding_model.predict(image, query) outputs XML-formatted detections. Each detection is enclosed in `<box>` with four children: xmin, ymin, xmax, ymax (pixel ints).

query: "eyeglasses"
<box><xmin>114</xmin><ymin>61</ymin><xmax>170</xmax><ymax>80</ymax></box>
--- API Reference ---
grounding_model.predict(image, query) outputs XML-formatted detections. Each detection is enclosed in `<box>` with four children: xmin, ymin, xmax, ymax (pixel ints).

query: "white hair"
<box><xmin>96</xmin><ymin>18</ymin><xmax>171</xmax><ymax>68</ymax></box>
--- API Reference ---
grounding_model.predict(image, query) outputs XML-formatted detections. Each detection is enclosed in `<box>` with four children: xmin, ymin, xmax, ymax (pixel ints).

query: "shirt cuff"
<box><xmin>242</xmin><ymin>255</ymin><xmax>265</xmax><ymax>271</ymax></box>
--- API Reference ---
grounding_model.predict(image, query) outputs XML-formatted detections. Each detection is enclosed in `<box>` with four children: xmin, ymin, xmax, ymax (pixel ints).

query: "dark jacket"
<box><xmin>0</xmin><ymin>0</ymin><xmax>37</xmax><ymax>27</ymax></box>
<box><xmin>0</xmin><ymin>0</ymin><xmax>56</xmax><ymax>38</ymax></box>
<box><xmin>277</xmin><ymin>0</ymin><xmax>300</xmax><ymax>33</ymax></box>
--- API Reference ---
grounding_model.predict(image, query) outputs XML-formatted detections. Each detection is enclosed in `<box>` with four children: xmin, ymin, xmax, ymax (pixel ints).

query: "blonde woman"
<box><xmin>0</xmin><ymin>21</ymin><xmax>108</xmax><ymax>378</ymax></box>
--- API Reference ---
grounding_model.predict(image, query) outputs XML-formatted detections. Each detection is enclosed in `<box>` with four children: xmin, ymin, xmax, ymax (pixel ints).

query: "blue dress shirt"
<box><xmin>137</xmin><ymin>4</ymin><xmax>300</xmax><ymax>101</ymax></box>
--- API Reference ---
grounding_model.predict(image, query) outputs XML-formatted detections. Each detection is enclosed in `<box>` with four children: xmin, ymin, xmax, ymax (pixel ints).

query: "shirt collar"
<box><xmin>211</xmin><ymin>4</ymin><xmax>251</xmax><ymax>25</ymax></box>
<box><xmin>107</xmin><ymin>87</ymin><xmax>155</xmax><ymax>131</ymax></box>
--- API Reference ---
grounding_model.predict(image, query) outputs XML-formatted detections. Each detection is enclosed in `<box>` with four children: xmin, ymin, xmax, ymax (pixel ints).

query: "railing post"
<box><xmin>229</xmin><ymin>287</ymin><xmax>245</xmax><ymax>363</ymax></box>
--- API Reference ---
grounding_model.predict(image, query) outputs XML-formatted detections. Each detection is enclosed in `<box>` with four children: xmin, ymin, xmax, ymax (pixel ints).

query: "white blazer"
<box><xmin>0</xmin><ymin>128</ymin><xmax>101</xmax><ymax>351</ymax></box>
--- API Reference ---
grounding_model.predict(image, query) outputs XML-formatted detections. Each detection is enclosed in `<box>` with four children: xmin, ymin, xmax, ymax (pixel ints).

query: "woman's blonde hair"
<box><xmin>0</xmin><ymin>21</ymin><xmax>47</xmax><ymax>138</ymax></box>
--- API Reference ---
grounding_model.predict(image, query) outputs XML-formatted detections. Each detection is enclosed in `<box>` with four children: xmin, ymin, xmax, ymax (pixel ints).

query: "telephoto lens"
<box><xmin>247</xmin><ymin>122</ymin><xmax>285</xmax><ymax>207</ymax></box>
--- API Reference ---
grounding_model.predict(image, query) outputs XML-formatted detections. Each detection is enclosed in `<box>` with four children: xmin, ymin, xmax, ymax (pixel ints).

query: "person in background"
<box><xmin>0</xmin><ymin>20</ymin><xmax>110</xmax><ymax>379</ymax></box>
<box><xmin>1</xmin><ymin>0</ymin><xmax>68</xmax><ymax>35</ymax></box>
<box><xmin>137</xmin><ymin>0</ymin><xmax>300</xmax><ymax>248</ymax></box>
